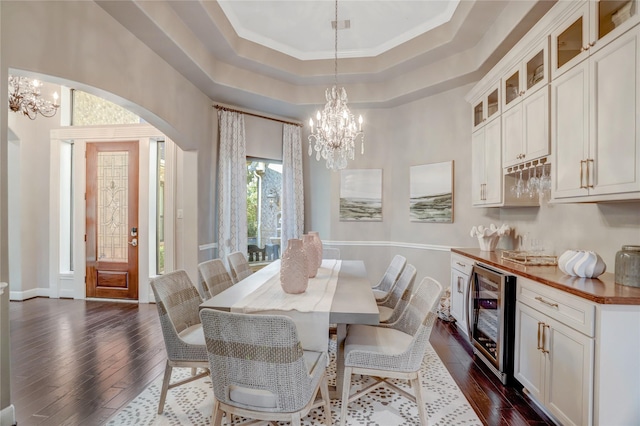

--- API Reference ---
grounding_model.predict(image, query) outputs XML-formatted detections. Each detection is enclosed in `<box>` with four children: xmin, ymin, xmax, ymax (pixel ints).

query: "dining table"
<box><xmin>199</xmin><ymin>258</ymin><xmax>380</xmax><ymax>396</ymax></box>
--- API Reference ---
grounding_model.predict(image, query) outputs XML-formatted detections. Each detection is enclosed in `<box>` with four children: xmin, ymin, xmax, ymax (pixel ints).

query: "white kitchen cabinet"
<box><xmin>471</xmin><ymin>83</ymin><xmax>500</xmax><ymax>132</ymax></box>
<box><xmin>515</xmin><ymin>302</ymin><xmax>594</xmax><ymax>426</ymax></box>
<box><xmin>502</xmin><ymin>39</ymin><xmax>549</xmax><ymax>112</ymax></box>
<box><xmin>502</xmin><ymin>85</ymin><xmax>550</xmax><ymax>168</ymax></box>
<box><xmin>551</xmin><ymin>0</ymin><xmax>640</xmax><ymax>79</ymax></box>
<box><xmin>471</xmin><ymin>117</ymin><xmax>503</xmax><ymax>206</ymax></box>
<box><xmin>450</xmin><ymin>253</ymin><xmax>473</xmax><ymax>337</ymax></box>
<box><xmin>552</xmin><ymin>24</ymin><xmax>640</xmax><ymax>201</ymax></box>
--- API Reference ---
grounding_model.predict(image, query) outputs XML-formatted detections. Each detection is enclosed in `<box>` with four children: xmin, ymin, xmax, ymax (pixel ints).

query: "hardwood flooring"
<box><xmin>9</xmin><ymin>297</ymin><xmax>553</xmax><ymax>425</ymax></box>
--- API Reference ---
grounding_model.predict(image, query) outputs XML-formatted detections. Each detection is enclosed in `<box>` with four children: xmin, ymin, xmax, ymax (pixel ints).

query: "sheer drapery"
<box><xmin>281</xmin><ymin>124</ymin><xmax>304</xmax><ymax>252</ymax></box>
<box><xmin>217</xmin><ymin>110</ymin><xmax>247</xmax><ymax>265</ymax></box>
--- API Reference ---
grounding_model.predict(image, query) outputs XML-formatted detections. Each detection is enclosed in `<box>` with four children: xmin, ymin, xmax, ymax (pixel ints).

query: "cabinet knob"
<box><xmin>589</xmin><ymin>41</ymin><xmax>595</xmax><ymax>47</ymax></box>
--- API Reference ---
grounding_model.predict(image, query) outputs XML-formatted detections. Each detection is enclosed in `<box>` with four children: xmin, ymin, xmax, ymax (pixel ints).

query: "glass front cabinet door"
<box><xmin>552</xmin><ymin>0</ymin><xmax>639</xmax><ymax>79</ymax></box>
<box><xmin>502</xmin><ymin>39</ymin><xmax>549</xmax><ymax>112</ymax></box>
<box><xmin>472</xmin><ymin>83</ymin><xmax>501</xmax><ymax>132</ymax></box>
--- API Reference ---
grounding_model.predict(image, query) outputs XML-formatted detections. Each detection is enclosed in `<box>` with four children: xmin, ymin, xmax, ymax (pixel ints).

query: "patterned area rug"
<box><xmin>107</xmin><ymin>340</ymin><xmax>481</xmax><ymax>425</ymax></box>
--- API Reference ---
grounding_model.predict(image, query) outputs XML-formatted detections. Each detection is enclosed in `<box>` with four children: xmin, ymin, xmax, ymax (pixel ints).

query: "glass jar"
<box><xmin>615</xmin><ymin>245</ymin><xmax>640</xmax><ymax>287</ymax></box>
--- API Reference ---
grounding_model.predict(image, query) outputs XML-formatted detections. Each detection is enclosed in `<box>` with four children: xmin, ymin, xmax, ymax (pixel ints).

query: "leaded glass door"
<box><xmin>86</xmin><ymin>141</ymin><xmax>139</xmax><ymax>299</ymax></box>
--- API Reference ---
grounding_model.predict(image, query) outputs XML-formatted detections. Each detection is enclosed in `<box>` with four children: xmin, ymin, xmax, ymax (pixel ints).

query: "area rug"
<box><xmin>106</xmin><ymin>341</ymin><xmax>481</xmax><ymax>425</ymax></box>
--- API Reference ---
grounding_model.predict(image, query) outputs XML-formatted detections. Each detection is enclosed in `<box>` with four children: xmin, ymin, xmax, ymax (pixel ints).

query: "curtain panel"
<box><xmin>217</xmin><ymin>110</ymin><xmax>248</xmax><ymax>265</ymax></box>
<box><xmin>281</xmin><ymin>124</ymin><xmax>304</xmax><ymax>251</ymax></box>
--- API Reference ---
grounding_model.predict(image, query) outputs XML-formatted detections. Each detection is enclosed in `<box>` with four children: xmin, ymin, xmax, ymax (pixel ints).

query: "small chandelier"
<box><xmin>308</xmin><ymin>0</ymin><xmax>364</xmax><ymax>171</ymax></box>
<box><xmin>8</xmin><ymin>75</ymin><xmax>60</xmax><ymax>120</ymax></box>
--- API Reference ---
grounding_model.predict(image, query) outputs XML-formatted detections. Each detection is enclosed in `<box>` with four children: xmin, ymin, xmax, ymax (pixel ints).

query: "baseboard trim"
<box><xmin>0</xmin><ymin>404</ymin><xmax>16</xmax><ymax>426</ymax></box>
<box><xmin>9</xmin><ymin>287</ymin><xmax>50</xmax><ymax>301</ymax></box>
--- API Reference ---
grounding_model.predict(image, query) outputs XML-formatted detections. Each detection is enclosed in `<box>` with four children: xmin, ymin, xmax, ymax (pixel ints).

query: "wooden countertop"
<box><xmin>452</xmin><ymin>248</ymin><xmax>640</xmax><ymax>305</ymax></box>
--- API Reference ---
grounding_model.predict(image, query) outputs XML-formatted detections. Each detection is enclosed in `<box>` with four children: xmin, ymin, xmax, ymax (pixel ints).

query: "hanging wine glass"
<box><xmin>529</xmin><ymin>164</ymin><xmax>539</xmax><ymax>198</ymax></box>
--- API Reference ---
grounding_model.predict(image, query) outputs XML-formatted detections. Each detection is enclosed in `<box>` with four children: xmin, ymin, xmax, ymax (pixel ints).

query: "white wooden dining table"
<box><xmin>199</xmin><ymin>259</ymin><xmax>380</xmax><ymax>396</ymax></box>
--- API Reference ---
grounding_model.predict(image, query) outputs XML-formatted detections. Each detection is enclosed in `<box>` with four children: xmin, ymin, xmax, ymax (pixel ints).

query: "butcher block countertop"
<box><xmin>452</xmin><ymin>248</ymin><xmax>640</xmax><ymax>305</ymax></box>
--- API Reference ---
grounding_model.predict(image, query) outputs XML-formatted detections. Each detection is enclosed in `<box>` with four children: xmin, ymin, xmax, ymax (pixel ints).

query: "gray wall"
<box><xmin>304</xmin><ymin>83</ymin><xmax>640</xmax><ymax>287</ymax></box>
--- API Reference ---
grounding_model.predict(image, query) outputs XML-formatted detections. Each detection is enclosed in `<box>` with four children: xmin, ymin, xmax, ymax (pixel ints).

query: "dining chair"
<box><xmin>379</xmin><ymin>267</ymin><xmax>417</xmax><ymax>325</ymax></box>
<box><xmin>340</xmin><ymin>276</ymin><xmax>444</xmax><ymax>426</ymax></box>
<box><xmin>377</xmin><ymin>263</ymin><xmax>416</xmax><ymax>323</ymax></box>
<box><xmin>372</xmin><ymin>254</ymin><xmax>407</xmax><ymax>302</ymax></box>
<box><xmin>227</xmin><ymin>251</ymin><xmax>253</xmax><ymax>283</ymax></box>
<box><xmin>197</xmin><ymin>258</ymin><xmax>234</xmax><ymax>300</ymax></box>
<box><xmin>150</xmin><ymin>270</ymin><xmax>209</xmax><ymax>414</ymax></box>
<box><xmin>322</xmin><ymin>247</ymin><xmax>341</xmax><ymax>259</ymax></box>
<box><xmin>199</xmin><ymin>309</ymin><xmax>332</xmax><ymax>426</ymax></box>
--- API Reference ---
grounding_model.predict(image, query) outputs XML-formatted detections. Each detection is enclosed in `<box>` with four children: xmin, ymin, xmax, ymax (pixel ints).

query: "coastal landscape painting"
<box><xmin>340</xmin><ymin>169</ymin><xmax>382</xmax><ymax>221</ymax></box>
<box><xmin>410</xmin><ymin>161</ymin><xmax>453</xmax><ymax>222</ymax></box>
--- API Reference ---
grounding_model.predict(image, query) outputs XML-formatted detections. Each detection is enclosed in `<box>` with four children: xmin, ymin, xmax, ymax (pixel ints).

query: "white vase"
<box><xmin>280</xmin><ymin>239</ymin><xmax>309</xmax><ymax>294</ymax></box>
<box><xmin>302</xmin><ymin>234</ymin><xmax>317</xmax><ymax>278</ymax></box>
<box><xmin>558</xmin><ymin>249</ymin><xmax>606</xmax><ymax>278</ymax></box>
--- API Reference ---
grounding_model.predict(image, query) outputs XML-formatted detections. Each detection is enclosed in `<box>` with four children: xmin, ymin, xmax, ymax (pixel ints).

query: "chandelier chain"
<box><xmin>334</xmin><ymin>0</ymin><xmax>338</xmax><ymax>86</ymax></box>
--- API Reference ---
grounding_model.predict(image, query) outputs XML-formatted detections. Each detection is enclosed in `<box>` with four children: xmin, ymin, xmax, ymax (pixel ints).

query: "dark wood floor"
<box><xmin>9</xmin><ymin>297</ymin><xmax>553</xmax><ymax>425</ymax></box>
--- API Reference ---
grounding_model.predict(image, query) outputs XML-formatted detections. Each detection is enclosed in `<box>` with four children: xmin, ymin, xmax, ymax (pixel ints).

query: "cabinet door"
<box><xmin>544</xmin><ymin>316</ymin><xmax>594</xmax><ymax>426</ymax></box>
<box><xmin>484</xmin><ymin>117</ymin><xmax>503</xmax><ymax>205</ymax></box>
<box><xmin>450</xmin><ymin>269</ymin><xmax>469</xmax><ymax>336</ymax></box>
<box><xmin>471</xmin><ymin>129</ymin><xmax>486</xmax><ymax>205</ymax></box>
<box><xmin>502</xmin><ymin>103</ymin><xmax>523</xmax><ymax>167</ymax></box>
<box><xmin>589</xmin><ymin>0</ymin><xmax>640</xmax><ymax>55</ymax></box>
<box><xmin>552</xmin><ymin>61</ymin><xmax>590</xmax><ymax>199</ymax></box>
<box><xmin>588</xmin><ymin>25</ymin><xmax>640</xmax><ymax>196</ymax></box>
<box><xmin>514</xmin><ymin>303</ymin><xmax>545</xmax><ymax>403</ymax></box>
<box><xmin>522</xmin><ymin>85</ymin><xmax>550</xmax><ymax>162</ymax></box>
<box><xmin>551</xmin><ymin>3</ymin><xmax>589</xmax><ymax>79</ymax></box>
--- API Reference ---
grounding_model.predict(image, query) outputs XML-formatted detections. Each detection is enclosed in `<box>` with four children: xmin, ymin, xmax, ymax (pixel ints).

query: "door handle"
<box><xmin>587</xmin><ymin>158</ymin><xmax>594</xmax><ymax>188</ymax></box>
<box><xmin>537</xmin><ymin>322</ymin><xmax>544</xmax><ymax>351</ymax></box>
<box><xmin>128</xmin><ymin>238</ymin><xmax>138</xmax><ymax>247</ymax></box>
<box><xmin>542</xmin><ymin>324</ymin><xmax>550</xmax><ymax>354</ymax></box>
<box><xmin>457</xmin><ymin>276</ymin><xmax>463</xmax><ymax>293</ymax></box>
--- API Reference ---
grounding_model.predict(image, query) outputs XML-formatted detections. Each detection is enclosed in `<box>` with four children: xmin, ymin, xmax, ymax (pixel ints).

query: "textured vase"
<box><xmin>302</xmin><ymin>234</ymin><xmax>318</xmax><ymax>278</ymax></box>
<box><xmin>280</xmin><ymin>239</ymin><xmax>309</xmax><ymax>294</ymax></box>
<box><xmin>558</xmin><ymin>250</ymin><xmax>606</xmax><ymax>278</ymax></box>
<box><xmin>308</xmin><ymin>231</ymin><xmax>323</xmax><ymax>269</ymax></box>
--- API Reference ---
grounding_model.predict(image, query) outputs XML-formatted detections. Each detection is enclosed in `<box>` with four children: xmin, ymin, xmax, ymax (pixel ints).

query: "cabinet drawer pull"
<box><xmin>456</xmin><ymin>262</ymin><xmax>466</xmax><ymax>268</ymax></box>
<box><xmin>535</xmin><ymin>296</ymin><xmax>559</xmax><ymax>308</ymax></box>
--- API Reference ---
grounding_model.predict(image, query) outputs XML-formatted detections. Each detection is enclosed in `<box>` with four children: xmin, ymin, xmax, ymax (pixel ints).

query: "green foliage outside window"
<box><xmin>247</xmin><ymin>166</ymin><xmax>258</xmax><ymax>238</ymax></box>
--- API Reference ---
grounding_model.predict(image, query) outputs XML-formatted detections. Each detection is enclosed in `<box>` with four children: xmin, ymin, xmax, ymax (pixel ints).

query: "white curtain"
<box><xmin>281</xmin><ymin>124</ymin><xmax>304</xmax><ymax>251</ymax></box>
<box><xmin>217</xmin><ymin>110</ymin><xmax>248</xmax><ymax>264</ymax></box>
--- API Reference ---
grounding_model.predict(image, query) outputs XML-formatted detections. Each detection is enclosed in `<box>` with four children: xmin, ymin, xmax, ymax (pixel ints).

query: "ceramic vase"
<box><xmin>308</xmin><ymin>231</ymin><xmax>323</xmax><ymax>269</ymax></box>
<box><xmin>558</xmin><ymin>249</ymin><xmax>606</xmax><ymax>278</ymax></box>
<box><xmin>280</xmin><ymin>239</ymin><xmax>309</xmax><ymax>294</ymax></box>
<box><xmin>302</xmin><ymin>234</ymin><xmax>318</xmax><ymax>278</ymax></box>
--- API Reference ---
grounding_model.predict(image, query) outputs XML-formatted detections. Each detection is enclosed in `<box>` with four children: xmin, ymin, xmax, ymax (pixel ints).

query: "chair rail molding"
<box><xmin>324</xmin><ymin>240</ymin><xmax>452</xmax><ymax>252</ymax></box>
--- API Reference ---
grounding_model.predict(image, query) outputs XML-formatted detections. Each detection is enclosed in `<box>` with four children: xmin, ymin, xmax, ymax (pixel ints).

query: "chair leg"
<box><xmin>340</xmin><ymin>366</ymin><xmax>353</xmax><ymax>426</ymax></box>
<box><xmin>157</xmin><ymin>360</ymin><xmax>173</xmax><ymax>414</ymax></box>
<box><xmin>319</xmin><ymin>374</ymin><xmax>332</xmax><ymax>426</ymax></box>
<box><xmin>211</xmin><ymin>398</ymin><xmax>223</xmax><ymax>426</ymax></box>
<box><xmin>291</xmin><ymin>412</ymin><xmax>302</xmax><ymax>426</ymax></box>
<box><xmin>411</xmin><ymin>375</ymin><xmax>428</xmax><ymax>425</ymax></box>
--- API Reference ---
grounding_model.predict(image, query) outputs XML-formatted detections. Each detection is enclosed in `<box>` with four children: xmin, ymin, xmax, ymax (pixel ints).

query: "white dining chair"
<box><xmin>372</xmin><ymin>255</ymin><xmax>407</xmax><ymax>301</ymax></box>
<box><xmin>340</xmin><ymin>277</ymin><xmax>444</xmax><ymax>426</ymax></box>
<box><xmin>377</xmin><ymin>263</ymin><xmax>416</xmax><ymax>322</ymax></box>
<box><xmin>197</xmin><ymin>258</ymin><xmax>234</xmax><ymax>300</ymax></box>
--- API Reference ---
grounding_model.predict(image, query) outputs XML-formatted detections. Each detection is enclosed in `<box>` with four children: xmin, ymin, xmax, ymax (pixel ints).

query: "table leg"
<box><xmin>331</xmin><ymin>323</ymin><xmax>348</xmax><ymax>399</ymax></box>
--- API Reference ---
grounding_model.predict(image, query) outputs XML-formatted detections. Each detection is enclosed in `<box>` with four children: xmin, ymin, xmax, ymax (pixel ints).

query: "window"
<box><xmin>246</xmin><ymin>159</ymin><xmax>282</xmax><ymax>263</ymax></box>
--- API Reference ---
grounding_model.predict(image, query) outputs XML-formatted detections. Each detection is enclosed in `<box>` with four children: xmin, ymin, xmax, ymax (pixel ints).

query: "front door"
<box><xmin>86</xmin><ymin>141</ymin><xmax>139</xmax><ymax>299</ymax></box>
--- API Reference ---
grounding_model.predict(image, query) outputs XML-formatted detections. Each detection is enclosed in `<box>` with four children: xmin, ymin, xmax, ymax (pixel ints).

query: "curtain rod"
<box><xmin>214</xmin><ymin>104</ymin><xmax>303</xmax><ymax>127</ymax></box>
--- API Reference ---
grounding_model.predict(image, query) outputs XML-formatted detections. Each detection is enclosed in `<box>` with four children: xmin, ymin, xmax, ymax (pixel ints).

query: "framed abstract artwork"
<box><xmin>409</xmin><ymin>161</ymin><xmax>454</xmax><ymax>223</ymax></box>
<box><xmin>340</xmin><ymin>169</ymin><xmax>382</xmax><ymax>221</ymax></box>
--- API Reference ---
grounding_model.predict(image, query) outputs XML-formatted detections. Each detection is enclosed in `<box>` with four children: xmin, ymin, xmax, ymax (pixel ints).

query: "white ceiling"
<box><xmin>96</xmin><ymin>0</ymin><xmax>556</xmax><ymax>119</ymax></box>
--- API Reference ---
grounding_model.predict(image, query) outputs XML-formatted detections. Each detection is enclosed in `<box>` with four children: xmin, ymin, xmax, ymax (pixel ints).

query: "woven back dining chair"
<box><xmin>379</xmin><ymin>267</ymin><xmax>418</xmax><ymax>325</ymax></box>
<box><xmin>197</xmin><ymin>258</ymin><xmax>234</xmax><ymax>300</ymax></box>
<box><xmin>199</xmin><ymin>309</ymin><xmax>332</xmax><ymax>426</ymax></box>
<box><xmin>340</xmin><ymin>276</ymin><xmax>444</xmax><ymax>426</ymax></box>
<box><xmin>150</xmin><ymin>270</ymin><xmax>209</xmax><ymax>414</ymax></box>
<box><xmin>372</xmin><ymin>254</ymin><xmax>407</xmax><ymax>301</ymax></box>
<box><xmin>227</xmin><ymin>251</ymin><xmax>253</xmax><ymax>283</ymax></box>
<box><xmin>377</xmin><ymin>262</ymin><xmax>416</xmax><ymax>310</ymax></box>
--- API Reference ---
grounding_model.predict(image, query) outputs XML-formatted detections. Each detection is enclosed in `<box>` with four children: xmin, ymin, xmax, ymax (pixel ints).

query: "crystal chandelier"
<box><xmin>308</xmin><ymin>0</ymin><xmax>364</xmax><ymax>171</ymax></box>
<box><xmin>8</xmin><ymin>75</ymin><xmax>60</xmax><ymax>120</ymax></box>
